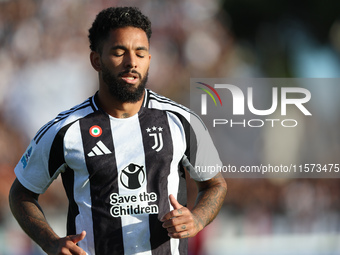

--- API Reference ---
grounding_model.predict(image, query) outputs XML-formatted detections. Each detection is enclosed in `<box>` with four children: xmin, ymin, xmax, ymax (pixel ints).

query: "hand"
<box><xmin>160</xmin><ymin>195</ymin><xmax>202</xmax><ymax>239</ymax></box>
<box><xmin>48</xmin><ymin>231</ymin><xmax>87</xmax><ymax>255</ymax></box>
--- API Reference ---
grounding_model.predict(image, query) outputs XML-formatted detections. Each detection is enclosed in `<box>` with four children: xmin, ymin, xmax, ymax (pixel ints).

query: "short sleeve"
<box><xmin>183</xmin><ymin>113</ymin><xmax>222</xmax><ymax>181</ymax></box>
<box><xmin>15</xmin><ymin>129</ymin><xmax>66</xmax><ymax>194</ymax></box>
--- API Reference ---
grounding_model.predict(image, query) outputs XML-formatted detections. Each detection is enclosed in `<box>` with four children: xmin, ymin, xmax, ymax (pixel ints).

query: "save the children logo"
<box><xmin>195</xmin><ymin>81</ymin><xmax>312</xmax><ymax>128</ymax></box>
<box><xmin>109</xmin><ymin>191</ymin><xmax>159</xmax><ymax>217</ymax></box>
<box><xmin>120</xmin><ymin>163</ymin><xmax>146</xmax><ymax>189</ymax></box>
<box><xmin>110</xmin><ymin>163</ymin><xmax>159</xmax><ymax>217</ymax></box>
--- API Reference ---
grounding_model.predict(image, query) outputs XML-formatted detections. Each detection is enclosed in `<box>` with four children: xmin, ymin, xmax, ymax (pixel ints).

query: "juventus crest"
<box><xmin>146</xmin><ymin>126</ymin><xmax>163</xmax><ymax>152</ymax></box>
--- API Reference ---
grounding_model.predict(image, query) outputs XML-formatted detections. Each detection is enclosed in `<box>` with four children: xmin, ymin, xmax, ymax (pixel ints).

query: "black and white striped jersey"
<box><xmin>15</xmin><ymin>89</ymin><xmax>221</xmax><ymax>255</ymax></box>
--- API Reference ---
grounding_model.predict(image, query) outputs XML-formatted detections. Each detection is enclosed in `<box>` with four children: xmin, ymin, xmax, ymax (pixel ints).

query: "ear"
<box><xmin>90</xmin><ymin>51</ymin><xmax>101</xmax><ymax>72</ymax></box>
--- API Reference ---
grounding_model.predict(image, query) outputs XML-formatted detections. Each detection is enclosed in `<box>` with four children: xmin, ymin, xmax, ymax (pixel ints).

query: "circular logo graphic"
<box><xmin>120</xmin><ymin>163</ymin><xmax>146</xmax><ymax>189</ymax></box>
<box><xmin>89</xmin><ymin>125</ymin><xmax>102</xmax><ymax>137</ymax></box>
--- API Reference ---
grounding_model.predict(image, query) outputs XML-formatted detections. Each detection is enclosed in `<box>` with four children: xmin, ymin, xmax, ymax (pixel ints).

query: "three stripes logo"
<box><xmin>196</xmin><ymin>82</ymin><xmax>223</xmax><ymax>115</ymax></box>
<box><xmin>87</xmin><ymin>141</ymin><xmax>112</xmax><ymax>157</ymax></box>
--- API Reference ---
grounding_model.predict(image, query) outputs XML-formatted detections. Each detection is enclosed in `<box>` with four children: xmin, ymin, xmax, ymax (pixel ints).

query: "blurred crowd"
<box><xmin>1</xmin><ymin>0</ymin><xmax>340</xmax><ymax>254</ymax></box>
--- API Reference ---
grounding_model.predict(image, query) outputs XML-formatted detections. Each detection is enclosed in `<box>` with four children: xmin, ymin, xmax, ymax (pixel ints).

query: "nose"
<box><xmin>124</xmin><ymin>52</ymin><xmax>137</xmax><ymax>69</ymax></box>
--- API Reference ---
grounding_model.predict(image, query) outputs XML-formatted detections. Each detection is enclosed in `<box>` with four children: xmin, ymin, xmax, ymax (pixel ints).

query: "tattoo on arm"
<box><xmin>9</xmin><ymin>179</ymin><xmax>59</xmax><ymax>253</ymax></box>
<box><xmin>192</xmin><ymin>174</ymin><xmax>227</xmax><ymax>230</ymax></box>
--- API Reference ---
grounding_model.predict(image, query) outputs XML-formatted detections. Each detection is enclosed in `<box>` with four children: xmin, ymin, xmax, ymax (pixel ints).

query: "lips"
<box><xmin>119</xmin><ymin>71</ymin><xmax>140</xmax><ymax>84</ymax></box>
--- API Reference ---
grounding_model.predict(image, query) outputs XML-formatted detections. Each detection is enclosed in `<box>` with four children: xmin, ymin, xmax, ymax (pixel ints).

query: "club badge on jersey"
<box><xmin>146</xmin><ymin>126</ymin><xmax>164</xmax><ymax>152</ymax></box>
<box><xmin>89</xmin><ymin>125</ymin><xmax>102</xmax><ymax>137</ymax></box>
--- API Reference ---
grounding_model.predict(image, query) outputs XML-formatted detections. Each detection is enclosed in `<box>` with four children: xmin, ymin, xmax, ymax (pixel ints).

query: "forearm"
<box><xmin>161</xmin><ymin>174</ymin><xmax>227</xmax><ymax>239</ymax></box>
<box><xmin>9</xmin><ymin>181</ymin><xmax>59</xmax><ymax>253</ymax></box>
<box><xmin>192</xmin><ymin>174</ymin><xmax>227</xmax><ymax>230</ymax></box>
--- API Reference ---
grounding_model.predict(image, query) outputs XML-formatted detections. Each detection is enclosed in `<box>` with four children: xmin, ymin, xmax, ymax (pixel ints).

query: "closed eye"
<box><xmin>136</xmin><ymin>47</ymin><xmax>148</xmax><ymax>58</ymax></box>
<box><xmin>110</xmin><ymin>46</ymin><xmax>126</xmax><ymax>57</ymax></box>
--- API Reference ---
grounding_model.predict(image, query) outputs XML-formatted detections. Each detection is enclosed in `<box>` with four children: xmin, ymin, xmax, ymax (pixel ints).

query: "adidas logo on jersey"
<box><xmin>87</xmin><ymin>141</ymin><xmax>112</xmax><ymax>157</ymax></box>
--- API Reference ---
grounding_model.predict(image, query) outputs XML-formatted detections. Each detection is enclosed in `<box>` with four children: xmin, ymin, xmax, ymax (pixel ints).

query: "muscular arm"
<box><xmin>191</xmin><ymin>172</ymin><xmax>227</xmax><ymax>232</ymax></box>
<box><xmin>161</xmin><ymin>173</ymin><xmax>227</xmax><ymax>238</ymax></box>
<box><xmin>9</xmin><ymin>178</ymin><xmax>86</xmax><ymax>255</ymax></box>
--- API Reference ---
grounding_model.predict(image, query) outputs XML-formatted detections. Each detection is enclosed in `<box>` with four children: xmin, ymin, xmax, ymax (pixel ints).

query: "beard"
<box><xmin>101</xmin><ymin>64</ymin><xmax>148</xmax><ymax>103</ymax></box>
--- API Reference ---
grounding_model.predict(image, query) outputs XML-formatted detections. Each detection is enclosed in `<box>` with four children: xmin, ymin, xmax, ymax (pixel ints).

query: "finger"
<box><xmin>68</xmin><ymin>244</ymin><xmax>86</xmax><ymax>255</ymax></box>
<box><xmin>160</xmin><ymin>207</ymin><xmax>187</xmax><ymax>222</ymax></box>
<box><xmin>162</xmin><ymin>214</ymin><xmax>188</xmax><ymax>228</ymax></box>
<box><xmin>169</xmin><ymin>194</ymin><xmax>182</xmax><ymax>210</ymax></box>
<box><xmin>166</xmin><ymin>223</ymin><xmax>190</xmax><ymax>234</ymax></box>
<box><xmin>70</xmin><ymin>231</ymin><xmax>86</xmax><ymax>244</ymax></box>
<box><xmin>168</xmin><ymin>230</ymin><xmax>191</xmax><ymax>239</ymax></box>
<box><xmin>160</xmin><ymin>195</ymin><xmax>183</xmax><ymax>222</ymax></box>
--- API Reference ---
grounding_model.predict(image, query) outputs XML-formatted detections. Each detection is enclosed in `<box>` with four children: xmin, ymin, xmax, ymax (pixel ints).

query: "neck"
<box><xmin>97</xmin><ymin>89</ymin><xmax>145</xmax><ymax>119</ymax></box>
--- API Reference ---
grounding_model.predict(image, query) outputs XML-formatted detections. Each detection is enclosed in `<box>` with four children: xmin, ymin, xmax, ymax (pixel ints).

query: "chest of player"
<box><xmin>63</xmin><ymin>109</ymin><xmax>186</xmax><ymax>189</ymax></box>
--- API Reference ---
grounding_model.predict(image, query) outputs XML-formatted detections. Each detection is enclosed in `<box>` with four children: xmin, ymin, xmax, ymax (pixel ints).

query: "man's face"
<box><xmin>99</xmin><ymin>27</ymin><xmax>151</xmax><ymax>103</ymax></box>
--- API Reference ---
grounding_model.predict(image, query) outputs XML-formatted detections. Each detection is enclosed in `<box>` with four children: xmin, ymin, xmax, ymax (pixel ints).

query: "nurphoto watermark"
<box><xmin>190</xmin><ymin>78</ymin><xmax>340</xmax><ymax>178</ymax></box>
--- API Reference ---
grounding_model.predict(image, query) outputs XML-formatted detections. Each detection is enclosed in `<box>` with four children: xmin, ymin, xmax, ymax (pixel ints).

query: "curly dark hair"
<box><xmin>88</xmin><ymin>6</ymin><xmax>152</xmax><ymax>53</ymax></box>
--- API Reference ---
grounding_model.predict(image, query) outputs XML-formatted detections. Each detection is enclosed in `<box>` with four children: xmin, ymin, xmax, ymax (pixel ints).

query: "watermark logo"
<box><xmin>190</xmin><ymin>78</ymin><xmax>339</xmax><ymax>179</ymax></box>
<box><xmin>193</xmin><ymin>80</ymin><xmax>312</xmax><ymax>128</ymax></box>
<box><xmin>196</xmin><ymin>82</ymin><xmax>223</xmax><ymax>115</ymax></box>
<box><xmin>199</xmin><ymin>84</ymin><xmax>311</xmax><ymax>116</ymax></box>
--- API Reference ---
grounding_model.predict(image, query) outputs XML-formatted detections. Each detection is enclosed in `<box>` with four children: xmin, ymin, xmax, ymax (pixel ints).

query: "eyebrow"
<box><xmin>110</xmin><ymin>45</ymin><xmax>149</xmax><ymax>51</ymax></box>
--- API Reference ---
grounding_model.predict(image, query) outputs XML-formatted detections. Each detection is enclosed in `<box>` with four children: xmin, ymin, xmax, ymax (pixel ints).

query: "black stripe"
<box><xmin>33</xmin><ymin>119</ymin><xmax>54</xmax><ymax>142</ymax></box>
<box><xmin>177</xmin><ymin>164</ymin><xmax>189</xmax><ymax>255</ymax></box>
<box><xmin>34</xmin><ymin>101</ymin><xmax>92</xmax><ymax>143</ymax></box>
<box><xmin>61</xmin><ymin>166</ymin><xmax>78</xmax><ymax>236</ymax></box>
<box><xmin>139</xmin><ymin>108</ymin><xmax>173</xmax><ymax>254</ymax></box>
<box><xmin>148</xmin><ymin>94</ymin><xmax>190</xmax><ymax>113</ymax></box>
<box><xmin>48</xmin><ymin>122</ymin><xmax>75</xmax><ymax>178</ymax></box>
<box><xmin>147</xmin><ymin>91</ymin><xmax>191</xmax><ymax>114</ymax></box>
<box><xmin>48</xmin><ymin>123</ymin><xmax>80</xmax><ymax>236</ymax></box>
<box><xmin>34</xmin><ymin>100</ymin><xmax>91</xmax><ymax>142</ymax></box>
<box><xmin>80</xmin><ymin>111</ymin><xmax>124</xmax><ymax>255</ymax></box>
<box><xmin>168</xmin><ymin>111</ymin><xmax>198</xmax><ymax>167</ymax></box>
<box><xmin>147</xmin><ymin>91</ymin><xmax>207</xmax><ymax>131</ymax></box>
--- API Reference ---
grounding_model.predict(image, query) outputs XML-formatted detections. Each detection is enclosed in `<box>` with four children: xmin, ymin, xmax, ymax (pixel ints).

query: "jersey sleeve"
<box><xmin>182</xmin><ymin>112</ymin><xmax>222</xmax><ymax>181</ymax></box>
<box><xmin>14</xmin><ymin>127</ymin><xmax>67</xmax><ymax>194</ymax></box>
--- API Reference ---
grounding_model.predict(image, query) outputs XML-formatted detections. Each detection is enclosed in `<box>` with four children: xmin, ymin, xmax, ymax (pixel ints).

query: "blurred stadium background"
<box><xmin>1</xmin><ymin>0</ymin><xmax>340</xmax><ymax>254</ymax></box>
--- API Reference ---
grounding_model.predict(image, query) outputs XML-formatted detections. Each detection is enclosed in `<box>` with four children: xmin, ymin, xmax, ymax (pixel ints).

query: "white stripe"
<box><xmin>167</xmin><ymin>112</ymin><xmax>187</xmax><ymax>255</ymax></box>
<box><xmin>97</xmin><ymin>140</ymin><xmax>111</xmax><ymax>154</ymax></box>
<box><xmin>87</xmin><ymin>151</ymin><xmax>95</xmax><ymax>157</ymax></box>
<box><xmin>143</xmin><ymin>89</ymin><xmax>148</xmax><ymax>107</ymax></box>
<box><xmin>91</xmin><ymin>94</ymin><xmax>99</xmax><ymax>110</ymax></box>
<box><xmin>64</xmin><ymin>122</ymin><xmax>95</xmax><ymax>255</ymax></box>
<box><xmin>92</xmin><ymin>146</ymin><xmax>103</xmax><ymax>156</ymax></box>
<box><xmin>110</xmin><ymin>115</ymin><xmax>152</xmax><ymax>255</ymax></box>
<box><xmin>147</xmin><ymin>96</ymin><xmax>191</xmax><ymax>124</ymax></box>
<box><xmin>147</xmin><ymin>90</ymin><xmax>206</xmax><ymax>130</ymax></box>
